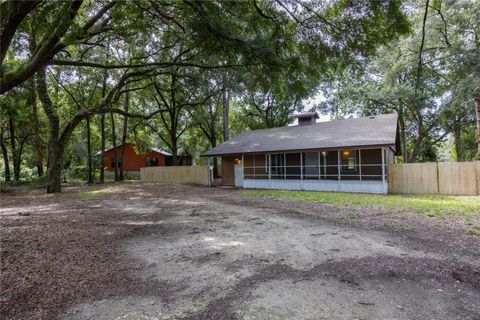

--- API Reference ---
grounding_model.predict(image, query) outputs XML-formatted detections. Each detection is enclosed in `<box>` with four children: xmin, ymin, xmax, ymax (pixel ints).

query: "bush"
<box><xmin>66</xmin><ymin>165</ymin><xmax>88</xmax><ymax>181</ymax></box>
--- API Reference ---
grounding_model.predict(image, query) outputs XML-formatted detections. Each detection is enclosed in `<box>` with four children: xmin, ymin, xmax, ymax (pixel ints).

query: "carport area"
<box><xmin>1</xmin><ymin>183</ymin><xmax>479</xmax><ymax>320</ymax></box>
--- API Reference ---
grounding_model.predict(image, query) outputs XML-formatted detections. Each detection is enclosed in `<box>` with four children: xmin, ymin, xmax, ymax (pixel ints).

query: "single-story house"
<box><xmin>203</xmin><ymin>112</ymin><xmax>400</xmax><ymax>194</ymax></box>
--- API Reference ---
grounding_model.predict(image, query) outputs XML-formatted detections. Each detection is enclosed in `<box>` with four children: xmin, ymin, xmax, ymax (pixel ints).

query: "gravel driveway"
<box><xmin>1</xmin><ymin>183</ymin><xmax>479</xmax><ymax>320</ymax></box>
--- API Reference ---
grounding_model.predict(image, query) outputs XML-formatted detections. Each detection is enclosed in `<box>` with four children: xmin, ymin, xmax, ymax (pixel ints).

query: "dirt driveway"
<box><xmin>1</xmin><ymin>183</ymin><xmax>479</xmax><ymax>320</ymax></box>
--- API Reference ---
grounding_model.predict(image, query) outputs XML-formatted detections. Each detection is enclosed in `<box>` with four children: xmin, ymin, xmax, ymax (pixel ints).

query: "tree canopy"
<box><xmin>1</xmin><ymin>0</ymin><xmax>478</xmax><ymax>193</ymax></box>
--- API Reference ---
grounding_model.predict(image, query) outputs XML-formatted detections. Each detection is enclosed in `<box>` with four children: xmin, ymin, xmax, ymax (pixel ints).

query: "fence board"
<box><xmin>388</xmin><ymin>161</ymin><xmax>480</xmax><ymax>195</ymax></box>
<box><xmin>438</xmin><ymin>162</ymin><xmax>479</xmax><ymax>196</ymax></box>
<box><xmin>140</xmin><ymin>166</ymin><xmax>209</xmax><ymax>186</ymax></box>
<box><xmin>388</xmin><ymin>163</ymin><xmax>438</xmax><ymax>194</ymax></box>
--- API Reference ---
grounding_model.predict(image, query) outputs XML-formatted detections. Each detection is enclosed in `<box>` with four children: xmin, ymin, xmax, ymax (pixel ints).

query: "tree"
<box><xmin>319</xmin><ymin>0</ymin><xmax>479</xmax><ymax>162</ymax></box>
<box><xmin>1</xmin><ymin>1</ymin><xmax>117</xmax><ymax>94</ymax></box>
<box><xmin>119</xmin><ymin>85</ymin><xmax>129</xmax><ymax>181</ymax></box>
<box><xmin>36</xmin><ymin>65</ymin><xmax>157</xmax><ymax>192</ymax></box>
<box><xmin>2</xmin><ymin>0</ymin><xmax>411</xmax><ymax>192</ymax></box>
<box><xmin>148</xmin><ymin>67</ymin><xmax>214</xmax><ymax>163</ymax></box>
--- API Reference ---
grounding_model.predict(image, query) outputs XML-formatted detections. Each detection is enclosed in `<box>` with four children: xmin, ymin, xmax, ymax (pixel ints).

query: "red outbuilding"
<box><xmin>96</xmin><ymin>143</ymin><xmax>171</xmax><ymax>176</ymax></box>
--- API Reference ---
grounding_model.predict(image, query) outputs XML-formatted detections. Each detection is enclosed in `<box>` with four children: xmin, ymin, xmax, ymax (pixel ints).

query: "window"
<box><xmin>147</xmin><ymin>157</ymin><xmax>159</xmax><ymax>166</ymax></box>
<box><xmin>342</xmin><ymin>150</ymin><xmax>356</xmax><ymax>171</ymax></box>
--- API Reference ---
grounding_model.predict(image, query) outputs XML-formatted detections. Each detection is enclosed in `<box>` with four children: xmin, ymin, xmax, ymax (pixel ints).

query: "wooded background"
<box><xmin>0</xmin><ymin>0</ymin><xmax>479</xmax><ymax>193</ymax></box>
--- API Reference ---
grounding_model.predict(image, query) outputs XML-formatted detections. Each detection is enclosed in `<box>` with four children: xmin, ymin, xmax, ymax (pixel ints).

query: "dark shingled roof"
<box><xmin>203</xmin><ymin>113</ymin><xmax>398</xmax><ymax>156</ymax></box>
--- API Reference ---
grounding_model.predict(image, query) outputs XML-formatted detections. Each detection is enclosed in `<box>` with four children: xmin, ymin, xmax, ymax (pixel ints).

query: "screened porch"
<box><xmin>237</xmin><ymin>148</ymin><xmax>392</xmax><ymax>194</ymax></box>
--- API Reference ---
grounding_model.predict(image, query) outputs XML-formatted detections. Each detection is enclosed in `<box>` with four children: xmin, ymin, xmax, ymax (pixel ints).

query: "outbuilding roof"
<box><xmin>94</xmin><ymin>144</ymin><xmax>172</xmax><ymax>156</ymax></box>
<box><xmin>203</xmin><ymin>113</ymin><xmax>399</xmax><ymax>156</ymax></box>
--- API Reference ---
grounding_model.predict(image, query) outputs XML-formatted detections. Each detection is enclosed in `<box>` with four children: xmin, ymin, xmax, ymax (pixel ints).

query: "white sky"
<box><xmin>290</xmin><ymin>91</ymin><xmax>330</xmax><ymax>125</ymax></box>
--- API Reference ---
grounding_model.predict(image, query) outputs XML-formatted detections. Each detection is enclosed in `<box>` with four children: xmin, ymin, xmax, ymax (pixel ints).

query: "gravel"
<box><xmin>1</xmin><ymin>183</ymin><xmax>479</xmax><ymax>320</ymax></box>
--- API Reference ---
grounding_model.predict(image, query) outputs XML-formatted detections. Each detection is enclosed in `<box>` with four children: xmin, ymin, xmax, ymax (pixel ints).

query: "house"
<box><xmin>203</xmin><ymin>113</ymin><xmax>400</xmax><ymax>194</ymax></box>
<box><xmin>96</xmin><ymin>143</ymin><xmax>176</xmax><ymax>178</ymax></box>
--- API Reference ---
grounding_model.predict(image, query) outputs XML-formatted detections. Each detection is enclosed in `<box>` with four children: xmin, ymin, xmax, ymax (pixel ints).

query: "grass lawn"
<box><xmin>74</xmin><ymin>187</ymin><xmax>120</xmax><ymax>199</ymax></box>
<box><xmin>244</xmin><ymin>189</ymin><xmax>480</xmax><ymax>234</ymax></box>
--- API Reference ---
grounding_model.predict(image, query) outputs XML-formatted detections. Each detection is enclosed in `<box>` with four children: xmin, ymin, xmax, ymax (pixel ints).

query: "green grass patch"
<box><xmin>467</xmin><ymin>226</ymin><xmax>479</xmax><ymax>237</ymax></box>
<box><xmin>74</xmin><ymin>187</ymin><xmax>120</xmax><ymax>199</ymax></box>
<box><xmin>244</xmin><ymin>190</ymin><xmax>480</xmax><ymax>221</ymax></box>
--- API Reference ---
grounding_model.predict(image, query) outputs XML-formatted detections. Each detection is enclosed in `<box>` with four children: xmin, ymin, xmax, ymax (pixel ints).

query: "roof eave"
<box><xmin>201</xmin><ymin>143</ymin><xmax>397</xmax><ymax>157</ymax></box>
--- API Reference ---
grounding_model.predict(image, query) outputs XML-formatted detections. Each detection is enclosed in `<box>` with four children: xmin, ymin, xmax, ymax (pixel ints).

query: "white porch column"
<box><xmin>381</xmin><ymin>147</ymin><xmax>386</xmax><ymax>193</ymax></box>
<box><xmin>337</xmin><ymin>150</ymin><xmax>341</xmax><ymax>192</ymax></box>
<box><xmin>323</xmin><ymin>152</ymin><xmax>327</xmax><ymax>179</ymax></box>
<box><xmin>268</xmin><ymin>154</ymin><xmax>271</xmax><ymax>187</ymax></box>
<box><xmin>253</xmin><ymin>154</ymin><xmax>256</xmax><ymax>179</ymax></box>
<box><xmin>359</xmin><ymin>149</ymin><xmax>362</xmax><ymax>181</ymax></box>
<box><xmin>337</xmin><ymin>150</ymin><xmax>341</xmax><ymax>181</ymax></box>
<box><xmin>318</xmin><ymin>151</ymin><xmax>321</xmax><ymax>180</ymax></box>
<box><xmin>207</xmin><ymin>157</ymin><xmax>211</xmax><ymax>187</ymax></box>
<box><xmin>241</xmin><ymin>154</ymin><xmax>244</xmax><ymax>180</ymax></box>
<box><xmin>300</xmin><ymin>152</ymin><xmax>303</xmax><ymax>181</ymax></box>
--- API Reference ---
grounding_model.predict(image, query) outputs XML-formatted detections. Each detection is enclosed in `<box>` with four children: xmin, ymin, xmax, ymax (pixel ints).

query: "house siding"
<box><xmin>103</xmin><ymin>144</ymin><xmax>166</xmax><ymax>172</ymax></box>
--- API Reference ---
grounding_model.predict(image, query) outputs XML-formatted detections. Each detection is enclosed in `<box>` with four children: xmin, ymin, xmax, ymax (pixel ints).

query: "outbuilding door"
<box><xmin>234</xmin><ymin>164</ymin><xmax>243</xmax><ymax>187</ymax></box>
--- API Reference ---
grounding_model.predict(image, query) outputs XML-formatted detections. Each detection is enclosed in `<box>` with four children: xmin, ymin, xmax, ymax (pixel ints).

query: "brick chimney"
<box><xmin>295</xmin><ymin>112</ymin><xmax>319</xmax><ymax>126</ymax></box>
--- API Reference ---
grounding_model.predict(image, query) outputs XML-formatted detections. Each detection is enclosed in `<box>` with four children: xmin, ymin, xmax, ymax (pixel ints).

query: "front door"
<box><xmin>234</xmin><ymin>164</ymin><xmax>243</xmax><ymax>187</ymax></box>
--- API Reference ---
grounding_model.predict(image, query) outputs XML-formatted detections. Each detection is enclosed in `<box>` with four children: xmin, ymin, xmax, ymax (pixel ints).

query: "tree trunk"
<box><xmin>211</xmin><ymin>142</ymin><xmax>219</xmax><ymax>178</ymax></box>
<box><xmin>29</xmin><ymin>27</ymin><xmax>44</xmax><ymax>177</ymax></box>
<box><xmin>100</xmin><ymin>113</ymin><xmax>105</xmax><ymax>183</ymax></box>
<box><xmin>32</xmin><ymin>84</ymin><xmax>44</xmax><ymax>176</ymax></box>
<box><xmin>397</xmin><ymin>107</ymin><xmax>408</xmax><ymax>163</ymax></box>
<box><xmin>110</xmin><ymin>111</ymin><xmax>119</xmax><ymax>181</ymax></box>
<box><xmin>171</xmin><ymin>139</ymin><xmax>178</xmax><ymax>166</ymax></box>
<box><xmin>408</xmin><ymin>136</ymin><xmax>423</xmax><ymax>163</ymax></box>
<box><xmin>453</xmin><ymin>123</ymin><xmax>464</xmax><ymax>162</ymax></box>
<box><xmin>222</xmin><ymin>84</ymin><xmax>230</xmax><ymax>142</ymax></box>
<box><xmin>8</xmin><ymin>116</ymin><xmax>20</xmax><ymax>181</ymax></box>
<box><xmin>407</xmin><ymin>111</ymin><xmax>425</xmax><ymax>163</ymax></box>
<box><xmin>0</xmin><ymin>133</ymin><xmax>11</xmax><ymax>182</ymax></box>
<box><xmin>46</xmin><ymin>135</ymin><xmax>63</xmax><ymax>193</ymax></box>
<box><xmin>99</xmin><ymin>47</ymin><xmax>109</xmax><ymax>183</ymax></box>
<box><xmin>37</xmin><ymin>67</ymin><xmax>63</xmax><ymax>193</ymax></box>
<box><xmin>475</xmin><ymin>97</ymin><xmax>480</xmax><ymax>158</ymax></box>
<box><xmin>86</xmin><ymin>115</ymin><xmax>93</xmax><ymax>183</ymax></box>
<box><xmin>119</xmin><ymin>87</ymin><xmax>129</xmax><ymax>181</ymax></box>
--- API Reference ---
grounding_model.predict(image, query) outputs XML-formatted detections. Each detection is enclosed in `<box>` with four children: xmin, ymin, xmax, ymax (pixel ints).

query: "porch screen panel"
<box><xmin>324</xmin><ymin>151</ymin><xmax>339</xmax><ymax>180</ymax></box>
<box><xmin>286</xmin><ymin>153</ymin><xmax>301</xmax><ymax>179</ymax></box>
<box><xmin>271</xmin><ymin>154</ymin><xmax>285</xmax><ymax>179</ymax></box>
<box><xmin>243</xmin><ymin>154</ymin><xmax>254</xmax><ymax>179</ymax></box>
<box><xmin>253</xmin><ymin>154</ymin><xmax>266</xmax><ymax>179</ymax></box>
<box><xmin>303</xmin><ymin>152</ymin><xmax>319</xmax><ymax>179</ymax></box>
<box><xmin>340</xmin><ymin>150</ymin><xmax>360</xmax><ymax>181</ymax></box>
<box><xmin>361</xmin><ymin>149</ymin><xmax>382</xmax><ymax>180</ymax></box>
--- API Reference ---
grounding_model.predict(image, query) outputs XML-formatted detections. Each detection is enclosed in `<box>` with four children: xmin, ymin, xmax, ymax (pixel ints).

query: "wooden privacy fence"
<box><xmin>140</xmin><ymin>165</ymin><xmax>210</xmax><ymax>186</ymax></box>
<box><xmin>388</xmin><ymin>161</ymin><xmax>480</xmax><ymax>195</ymax></box>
